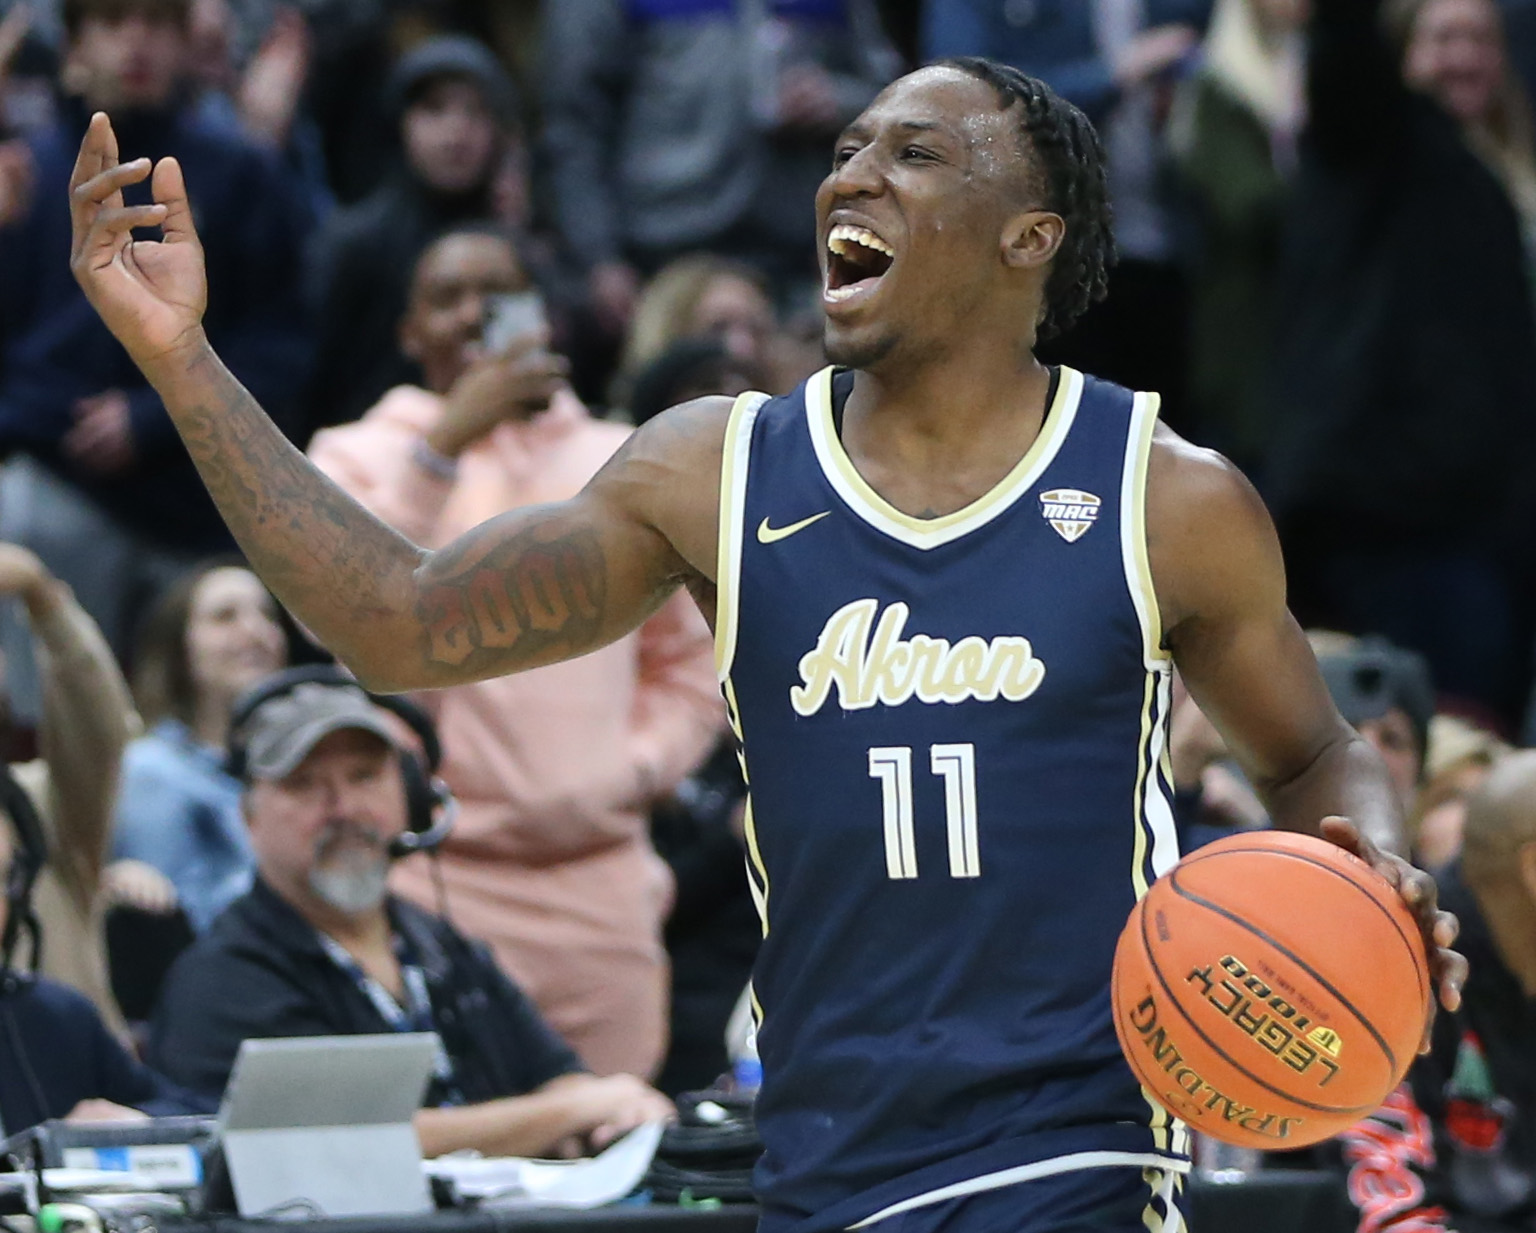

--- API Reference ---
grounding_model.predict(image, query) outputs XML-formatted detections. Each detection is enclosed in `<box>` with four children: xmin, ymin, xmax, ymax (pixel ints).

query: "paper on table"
<box><xmin>39</xmin><ymin>1169</ymin><xmax>164</xmax><ymax>1192</ymax></box>
<box><xmin>425</xmin><ymin>1121</ymin><xmax>665</xmax><ymax>1209</ymax></box>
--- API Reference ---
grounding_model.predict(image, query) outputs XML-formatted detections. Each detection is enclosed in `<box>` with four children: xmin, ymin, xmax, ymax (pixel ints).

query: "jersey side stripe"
<box><xmin>715</xmin><ymin>390</ymin><xmax>768</xmax><ymax>681</ymax></box>
<box><xmin>1131</xmin><ymin>664</ymin><xmax>1182</xmax><ymax>1152</ymax></box>
<box><xmin>1142</xmin><ymin>1167</ymin><xmax>1186</xmax><ymax>1233</ymax></box>
<box><xmin>1129</xmin><ymin>670</ymin><xmax>1168</xmax><ymax>1151</ymax></box>
<box><xmin>725</xmin><ymin>677</ymin><xmax>771</xmax><ymax>940</ymax></box>
<box><xmin>1145</xmin><ymin>666</ymin><xmax>1180</xmax><ymax>883</ymax></box>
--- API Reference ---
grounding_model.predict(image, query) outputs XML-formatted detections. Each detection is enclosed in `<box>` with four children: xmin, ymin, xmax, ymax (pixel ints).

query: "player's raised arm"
<box><xmin>1148</xmin><ymin>427</ymin><xmax>1465</xmax><ymax>1017</ymax></box>
<box><xmin>68</xmin><ymin>113</ymin><xmax>716</xmax><ymax>691</ymax></box>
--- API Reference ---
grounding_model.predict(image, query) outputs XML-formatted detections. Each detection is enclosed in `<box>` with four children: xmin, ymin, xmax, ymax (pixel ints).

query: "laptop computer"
<box><xmin>216</xmin><ymin>1033</ymin><xmax>437</xmax><ymax>1219</ymax></box>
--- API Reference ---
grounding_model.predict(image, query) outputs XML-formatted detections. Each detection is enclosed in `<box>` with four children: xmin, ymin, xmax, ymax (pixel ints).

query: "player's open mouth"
<box><xmin>825</xmin><ymin>224</ymin><xmax>895</xmax><ymax>305</ymax></box>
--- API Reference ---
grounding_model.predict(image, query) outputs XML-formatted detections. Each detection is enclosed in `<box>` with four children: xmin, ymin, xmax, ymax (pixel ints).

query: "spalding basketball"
<box><xmin>1111</xmin><ymin>830</ymin><xmax>1430</xmax><ymax>1151</ymax></box>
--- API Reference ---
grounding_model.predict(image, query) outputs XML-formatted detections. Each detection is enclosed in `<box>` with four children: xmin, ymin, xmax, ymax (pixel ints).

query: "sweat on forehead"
<box><xmin>860</xmin><ymin>66</ymin><xmax>1044</xmax><ymax>197</ymax></box>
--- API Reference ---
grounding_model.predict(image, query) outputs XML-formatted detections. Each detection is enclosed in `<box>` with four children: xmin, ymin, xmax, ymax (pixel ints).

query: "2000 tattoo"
<box><xmin>419</xmin><ymin>530</ymin><xmax>606</xmax><ymax>666</ymax></box>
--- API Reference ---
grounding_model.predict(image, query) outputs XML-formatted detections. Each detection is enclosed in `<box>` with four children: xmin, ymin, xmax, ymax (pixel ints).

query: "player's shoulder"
<box><xmin>589</xmin><ymin>394</ymin><xmax>740</xmax><ymax>582</ymax></box>
<box><xmin>1145</xmin><ymin>422</ymin><xmax>1285</xmax><ymax>630</ymax></box>
<box><xmin>619</xmin><ymin>394</ymin><xmax>739</xmax><ymax>476</ymax></box>
<box><xmin>1146</xmin><ymin>421</ymin><xmax>1270</xmax><ymax>535</ymax></box>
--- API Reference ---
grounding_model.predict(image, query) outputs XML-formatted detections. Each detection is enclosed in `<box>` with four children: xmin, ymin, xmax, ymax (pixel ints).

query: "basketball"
<box><xmin>1111</xmin><ymin>831</ymin><xmax>1431</xmax><ymax>1151</ymax></box>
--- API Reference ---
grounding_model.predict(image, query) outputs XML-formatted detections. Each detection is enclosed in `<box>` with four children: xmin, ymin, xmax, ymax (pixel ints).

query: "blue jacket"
<box><xmin>112</xmin><ymin>720</ymin><xmax>253</xmax><ymax>934</ymax></box>
<box><xmin>0</xmin><ymin>97</ymin><xmax>314</xmax><ymax>551</ymax></box>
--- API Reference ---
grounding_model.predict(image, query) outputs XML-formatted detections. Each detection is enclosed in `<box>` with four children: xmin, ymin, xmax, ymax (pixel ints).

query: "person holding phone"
<box><xmin>304</xmin><ymin>223</ymin><xmax>721</xmax><ymax>1078</ymax></box>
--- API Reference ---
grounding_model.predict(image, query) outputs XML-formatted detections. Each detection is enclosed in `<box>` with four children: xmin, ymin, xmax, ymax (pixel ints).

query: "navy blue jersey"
<box><xmin>715</xmin><ymin>367</ymin><xmax>1190</xmax><ymax>1232</ymax></box>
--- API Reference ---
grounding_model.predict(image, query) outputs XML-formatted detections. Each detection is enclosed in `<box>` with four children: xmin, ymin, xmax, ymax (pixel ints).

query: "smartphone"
<box><xmin>482</xmin><ymin>291</ymin><xmax>548</xmax><ymax>354</ymax></box>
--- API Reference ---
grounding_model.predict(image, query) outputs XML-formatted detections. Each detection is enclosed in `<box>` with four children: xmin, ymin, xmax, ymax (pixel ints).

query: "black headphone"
<box><xmin>0</xmin><ymin>762</ymin><xmax>46</xmax><ymax>994</ymax></box>
<box><xmin>226</xmin><ymin>665</ymin><xmax>456</xmax><ymax>859</ymax></box>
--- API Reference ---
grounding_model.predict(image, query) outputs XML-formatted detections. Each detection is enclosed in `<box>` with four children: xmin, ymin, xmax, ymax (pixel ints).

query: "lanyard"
<box><xmin>317</xmin><ymin>931</ymin><xmax>462</xmax><ymax>1101</ymax></box>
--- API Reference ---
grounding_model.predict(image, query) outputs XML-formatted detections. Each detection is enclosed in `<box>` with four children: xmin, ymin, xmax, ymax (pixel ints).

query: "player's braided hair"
<box><xmin>936</xmin><ymin>57</ymin><xmax>1116</xmax><ymax>340</ymax></box>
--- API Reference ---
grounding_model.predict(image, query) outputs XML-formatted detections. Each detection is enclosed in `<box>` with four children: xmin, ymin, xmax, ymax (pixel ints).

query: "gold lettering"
<box><xmin>863</xmin><ymin>602</ymin><xmax>914</xmax><ymax>706</ymax></box>
<box><xmin>789</xmin><ymin>600</ymin><xmax>1048</xmax><ymax>714</ymax></box>
<box><xmin>947</xmin><ymin>637</ymin><xmax>990</xmax><ymax>700</ymax></box>
<box><xmin>791</xmin><ymin>599</ymin><xmax>876</xmax><ymax>715</ymax></box>
<box><xmin>909</xmin><ymin>635</ymin><xmax>951</xmax><ymax>701</ymax></box>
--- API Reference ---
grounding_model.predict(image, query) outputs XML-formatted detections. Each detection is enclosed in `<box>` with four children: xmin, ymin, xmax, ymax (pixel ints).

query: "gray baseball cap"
<box><xmin>239</xmin><ymin>681</ymin><xmax>398</xmax><ymax>782</ymax></box>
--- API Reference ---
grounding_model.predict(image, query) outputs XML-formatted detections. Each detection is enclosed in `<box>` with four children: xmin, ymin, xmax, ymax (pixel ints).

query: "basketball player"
<box><xmin>67</xmin><ymin>59</ymin><xmax>1464</xmax><ymax>1233</ymax></box>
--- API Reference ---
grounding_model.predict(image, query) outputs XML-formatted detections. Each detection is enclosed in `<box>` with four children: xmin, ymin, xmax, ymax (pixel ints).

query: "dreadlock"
<box><xmin>935</xmin><ymin>57</ymin><xmax>1116</xmax><ymax>340</ymax></box>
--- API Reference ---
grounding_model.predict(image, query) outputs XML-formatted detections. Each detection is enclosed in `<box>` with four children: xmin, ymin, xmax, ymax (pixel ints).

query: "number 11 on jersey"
<box><xmin>868</xmin><ymin>743</ymin><xmax>981</xmax><ymax>880</ymax></box>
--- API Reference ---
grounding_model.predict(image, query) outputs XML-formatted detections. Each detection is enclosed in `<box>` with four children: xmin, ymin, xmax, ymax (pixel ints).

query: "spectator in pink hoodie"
<box><xmin>307</xmin><ymin>224</ymin><xmax>722</xmax><ymax>1076</ymax></box>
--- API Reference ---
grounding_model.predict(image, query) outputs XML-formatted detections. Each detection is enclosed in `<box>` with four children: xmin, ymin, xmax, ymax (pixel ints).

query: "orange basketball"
<box><xmin>1111</xmin><ymin>830</ymin><xmax>1430</xmax><ymax>1151</ymax></box>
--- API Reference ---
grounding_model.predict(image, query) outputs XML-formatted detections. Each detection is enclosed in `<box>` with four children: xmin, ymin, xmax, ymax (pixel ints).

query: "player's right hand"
<box><xmin>69</xmin><ymin>112</ymin><xmax>208</xmax><ymax>369</ymax></box>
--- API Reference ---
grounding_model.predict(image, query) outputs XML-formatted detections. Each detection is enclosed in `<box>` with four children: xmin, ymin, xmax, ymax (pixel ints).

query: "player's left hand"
<box><xmin>1320</xmin><ymin>816</ymin><xmax>1466</xmax><ymax>1052</ymax></box>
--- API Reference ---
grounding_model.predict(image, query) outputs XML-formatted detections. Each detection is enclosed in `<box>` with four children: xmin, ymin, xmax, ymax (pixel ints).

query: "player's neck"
<box><xmin>846</xmin><ymin>347</ymin><xmax>1052</xmax><ymax>460</ymax></box>
<box><xmin>849</xmin><ymin>332</ymin><xmax>1048</xmax><ymax>436</ymax></box>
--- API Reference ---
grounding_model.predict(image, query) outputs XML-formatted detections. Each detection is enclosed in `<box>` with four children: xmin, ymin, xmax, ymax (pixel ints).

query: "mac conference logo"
<box><xmin>1039</xmin><ymin>489</ymin><xmax>1101</xmax><ymax>543</ymax></box>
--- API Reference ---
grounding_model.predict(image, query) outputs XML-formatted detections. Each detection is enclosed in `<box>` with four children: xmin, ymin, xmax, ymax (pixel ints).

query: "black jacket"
<box><xmin>1264</xmin><ymin>0</ymin><xmax>1536</xmax><ymax>553</ymax></box>
<box><xmin>145</xmin><ymin>878</ymin><xmax>582</xmax><ymax>1105</ymax></box>
<box><xmin>303</xmin><ymin>168</ymin><xmax>495</xmax><ymax>431</ymax></box>
<box><xmin>0</xmin><ymin>96</ymin><xmax>313</xmax><ymax>551</ymax></box>
<box><xmin>0</xmin><ymin>975</ymin><xmax>209</xmax><ymax>1134</ymax></box>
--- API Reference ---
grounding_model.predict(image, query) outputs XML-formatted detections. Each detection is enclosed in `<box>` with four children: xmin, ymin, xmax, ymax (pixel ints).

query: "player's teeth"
<box><xmin>828</xmin><ymin>224</ymin><xmax>893</xmax><ymax>258</ymax></box>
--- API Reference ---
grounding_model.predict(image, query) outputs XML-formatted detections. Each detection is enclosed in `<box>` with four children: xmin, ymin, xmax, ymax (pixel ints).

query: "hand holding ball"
<box><xmin>1112</xmin><ymin>831</ymin><xmax>1431</xmax><ymax>1150</ymax></box>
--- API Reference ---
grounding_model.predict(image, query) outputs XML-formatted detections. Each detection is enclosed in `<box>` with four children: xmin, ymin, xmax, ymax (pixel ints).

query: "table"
<box><xmin>172</xmin><ymin>1209</ymin><xmax>758</xmax><ymax>1233</ymax></box>
<box><xmin>167</xmin><ymin>1170</ymin><xmax>1356</xmax><ymax>1233</ymax></box>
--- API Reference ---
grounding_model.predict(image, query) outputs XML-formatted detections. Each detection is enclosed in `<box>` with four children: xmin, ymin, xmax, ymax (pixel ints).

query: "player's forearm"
<box><xmin>138</xmin><ymin>334</ymin><xmax>429</xmax><ymax>684</ymax></box>
<box><xmin>1258</xmin><ymin>729</ymin><xmax>1408</xmax><ymax>857</ymax></box>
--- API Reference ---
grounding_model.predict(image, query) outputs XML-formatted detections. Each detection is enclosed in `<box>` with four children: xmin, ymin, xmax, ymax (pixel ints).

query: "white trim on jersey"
<box><xmin>715</xmin><ymin>390</ymin><xmax>769</xmax><ymax>682</ymax></box>
<box><xmin>843</xmin><ymin>1150</ymin><xmax>1192</xmax><ymax>1229</ymax></box>
<box><xmin>806</xmin><ymin>366</ymin><xmax>1086</xmax><ymax>551</ymax></box>
<box><xmin>1118</xmin><ymin>390</ymin><xmax>1171</xmax><ymax>668</ymax></box>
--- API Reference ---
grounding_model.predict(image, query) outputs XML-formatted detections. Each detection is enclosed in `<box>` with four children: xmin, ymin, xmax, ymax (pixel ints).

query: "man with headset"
<box><xmin>146</xmin><ymin>668</ymin><xmax>674</xmax><ymax>1158</ymax></box>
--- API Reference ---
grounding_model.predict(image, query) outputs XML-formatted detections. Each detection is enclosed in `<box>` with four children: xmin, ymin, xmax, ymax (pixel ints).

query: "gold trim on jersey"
<box><xmin>1120</xmin><ymin>391</ymin><xmax>1170</xmax><ymax>666</ymax></box>
<box><xmin>805</xmin><ymin>366</ymin><xmax>1085</xmax><ymax>551</ymax></box>
<box><xmin>715</xmin><ymin>390</ymin><xmax>769</xmax><ymax>682</ymax></box>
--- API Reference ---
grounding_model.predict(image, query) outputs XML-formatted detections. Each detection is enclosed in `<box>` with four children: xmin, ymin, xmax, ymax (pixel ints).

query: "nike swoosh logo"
<box><xmin>756</xmin><ymin>512</ymin><xmax>830</xmax><ymax>544</ymax></box>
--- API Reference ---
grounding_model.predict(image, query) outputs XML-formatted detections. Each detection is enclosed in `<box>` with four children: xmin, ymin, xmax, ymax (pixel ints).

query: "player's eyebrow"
<box><xmin>835</xmin><ymin>118</ymin><xmax>959</xmax><ymax>145</ymax></box>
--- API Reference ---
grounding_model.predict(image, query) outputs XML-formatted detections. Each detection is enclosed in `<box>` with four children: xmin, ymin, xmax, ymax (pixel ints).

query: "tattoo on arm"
<box><xmin>416</xmin><ymin>514</ymin><xmax>608</xmax><ymax>668</ymax></box>
<box><xmin>170</xmin><ymin>350</ymin><xmax>428</xmax><ymax>670</ymax></box>
<box><xmin>158</xmin><ymin>347</ymin><xmax>691</xmax><ymax>686</ymax></box>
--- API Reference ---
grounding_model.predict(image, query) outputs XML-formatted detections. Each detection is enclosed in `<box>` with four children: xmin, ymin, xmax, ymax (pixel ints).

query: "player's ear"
<box><xmin>1002</xmin><ymin>210</ymin><xmax>1064</xmax><ymax>272</ymax></box>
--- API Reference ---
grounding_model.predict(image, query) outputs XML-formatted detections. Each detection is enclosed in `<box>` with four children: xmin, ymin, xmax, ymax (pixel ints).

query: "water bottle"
<box><xmin>731</xmin><ymin>1023</ymin><xmax>762</xmax><ymax>1096</ymax></box>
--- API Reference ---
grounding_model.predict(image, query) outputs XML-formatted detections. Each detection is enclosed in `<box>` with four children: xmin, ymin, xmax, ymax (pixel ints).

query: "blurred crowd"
<box><xmin>0</xmin><ymin>0</ymin><xmax>1532</xmax><ymax>1228</ymax></box>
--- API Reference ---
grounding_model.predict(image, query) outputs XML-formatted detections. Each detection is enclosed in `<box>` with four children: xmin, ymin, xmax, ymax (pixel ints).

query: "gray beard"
<box><xmin>308</xmin><ymin>860</ymin><xmax>390</xmax><ymax>915</ymax></box>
